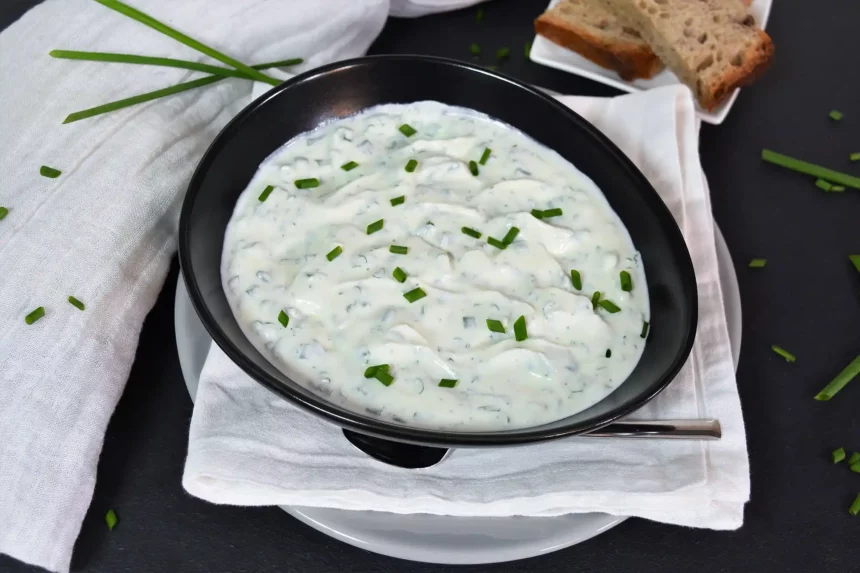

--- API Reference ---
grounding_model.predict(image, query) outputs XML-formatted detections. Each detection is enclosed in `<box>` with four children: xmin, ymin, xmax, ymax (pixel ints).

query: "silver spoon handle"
<box><xmin>582</xmin><ymin>419</ymin><xmax>722</xmax><ymax>440</ymax></box>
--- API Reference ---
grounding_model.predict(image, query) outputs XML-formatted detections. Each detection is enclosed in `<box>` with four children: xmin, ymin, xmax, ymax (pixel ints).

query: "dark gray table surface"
<box><xmin>2</xmin><ymin>1</ymin><xmax>859</xmax><ymax>571</ymax></box>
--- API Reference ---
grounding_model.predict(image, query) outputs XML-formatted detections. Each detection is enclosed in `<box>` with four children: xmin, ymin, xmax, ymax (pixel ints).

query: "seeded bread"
<box><xmin>597</xmin><ymin>0</ymin><xmax>773</xmax><ymax>110</ymax></box>
<box><xmin>535</xmin><ymin>0</ymin><xmax>663</xmax><ymax>81</ymax></box>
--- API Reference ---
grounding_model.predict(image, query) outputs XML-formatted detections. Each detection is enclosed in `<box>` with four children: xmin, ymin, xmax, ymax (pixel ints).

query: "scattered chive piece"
<box><xmin>390</xmin><ymin>245</ymin><xmax>408</xmax><ymax>255</ymax></box>
<box><xmin>496</xmin><ymin>47</ymin><xmax>510</xmax><ymax>61</ymax></box>
<box><xmin>439</xmin><ymin>379</ymin><xmax>458</xmax><ymax>388</ymax></box>
<box><xmin>570</xmin><ymin>270</ymin><xmax>582</xmax><ymax>290</ymax></box>
<box><xmin>294</xmin><ymin>178</ymin><xmax>320</xmax><ymax>189</ymax></box>
<box><xmin>326</xmin><ymin>246</ymin><xmax>342</xmax><ymax>261</ymax></box>
<box><xmin>605</xmin><ymin>349</ymin><xmax>612</xmax><ymax>358</ymax></box>
<box><xmin>367</xmin><ymin>219</ymin><xmax>384</xmax><ymax>234</ymax></box>
<box><xmin>749</xmin><ymin>258</ymin><xmax>767</xmax><ymax>268</ymax></box>
<box><xmin>487</xmin><ymin>237</ymin><xmax>507</xmax><ymax>250</ymax></box>
<box><xmin>771</xmin><ymin>345</ymin><xmax>796</xmax><ymax>363</ymax></box>
<box><xmin>390</xmin><ymin>195</ymin><xmax>406</xmax><ymax>206</ymax></box>
<box><xmin>761</xmin><ymin>149</ymin><xmax>860</xmax><ymax>190</ymax></box>
<box><xmin>531</xmin><ymin>209</ymin><xmax>545</xmax><ymax>219</ymax></box>
<box><xmin>851</xmin><ymin>462</ymin><xmax>860</xmax><ymax>474</ymax></box>
<box><xmin>524</xmin><ymin>41</ymin><xmax>532</xmax><ymax>58</ymax></box>
<box><xmin>814</xmin><ymin>354</ymin><xmax>860</xmax><ymax>401</ymax></box>
<box><xmin>277</xmin><ymin>310</ymin><xmax>289</xmax><ymax>328</ymax></box>
<box><xmin>829</xmin><ymin>185</ymin><xmax>846</xmax><ymax>192</ymax></box>
<box><xmin>850</xmin><ymin>453</ymin><xmax>860</xmax><ymax>466</ymax></box>
<box><xmin>68</xmin><ymin>296</ymin><xmax>85</xmax><ymax>311</ymax></box>
<box><xmin>501</xmin><ymin>227</ymin><xmax>520</xmax><ymax>245</ymax></box>
<box><xmin>849</xmin><ymin>255</ymin><xmax>860</xmax><ymax>274</ymax></box>
<box><xmin>258</xmin><ymin>185</ymin><xmax>274</xmax><ymax>202</ymax></box>
<box><xmin>0</xmin><ymin>207</ymin><xmax>8</xmax><ymax>220</ymax></box>
<box><xmin>405</xmin><ymin>159</ymin><xmax>418</xmax><ymax>173</ymax></box>
<box><xmin>541</xmin><ymin>207</ymin><xmax>563</xmax><ymax>218</ymax></box>
<box><xmin>640</xmin><ymin>321</ymin><xmax>650</xmax><ymax>339</ymax></box>
<box><xmin>851</xmin><ymin>152</ymin><xmax>860</xmax><ymax>162</ymax></box>
<box><xmin>833</xmin><ymin>447</ymin><xmax>846</xmax><ymax>464</ymax></box>
<box><xmin>815</xmin><ymin>178</ymin><xmax>832</xmax><ymax>192</ymax></box>
<box><xmin>591</xmin><ymin>291</ymin><xmax>601</xmax><ymax>310</ymax></box>
<box><xmin>479</xmin><ymin>147</ymin><xmax>492</xmax><ymax>165</ymax></box>
<box><xmin>375</xmin><ymin>369</ymin><xmax>395</xmax><ymax>386</ymax></box>
<box><xmin>476</xmin><ymin>7</ymin><xmax>484</xmax><ymax>23</ymax></box>
<box><xmin>470</xmin><ymin>43</ymin><xmax>481</xmax><ymax>56</ymax></box>
<box><xmin>513</xmin><ymin>315</ymin><xmax>528</xmax><ymax>341</ymax></box>
<box><xmin>461</xmin><ymin>227</ymin><xmax>482</xmax><ymax>239</ymax></box>
<box><xmin>468</xmin><ymin>160</ymin><xmax>479</xmax><ymax>176</ymax></box>
<box><xmin>341</xmin><ymin>161</ymin><xmax>359</xmax><ymax>171</ymax></box>
<box><xmin>620</xmin><ymin>270</ymin><xmax>633</xmax><ymax>292</ymax></box>
<box><xmin>486</xmin><ymin>319</ymin><xmax>506</xmax><ymax>334</ymax></box>
<box><xmin>829</xmin><ymin>110</ymin><xmax>843</xmax><ymax>121</ymax></box>
<box><xmin>598</xmin><ymin>299</ymin><xmax>621</xmax><ymax>313</ymax></box>
<box><xmin>393</xmin><ymin>267</ymin><xmax>408</xmax><ymax>283</ymax></box>
<box><xmin>364</xmin><ymin>364</ymin><xmax>390</xmax><ymax>378</ymax></box>
<box><xmin>851</xmin><ymin>493</ymin><xmax>860</xmax><ymax>517</ymax></box>
<box><xmin>39</xmin><ymin>165</ymin><xmax>62</xmax><ymax>178</ymax></box>
<box><xmin>399</xmin><ymin>123</ymin><xmax>417</xmax><ymax>137</ymax></box>
<box><xmin>25</xmin><ymin>307</ymin><xmax>45</xmax><ymax>325</ymax></box>
<box><xmin>403</xmin><ymin>287</ymin><xmax>426</xmax><ymax>303</ymax></box>
<box><xmin>105</xmin><ymin>509</ymin><xmax>118</xmax><ymax>531</ymax></box>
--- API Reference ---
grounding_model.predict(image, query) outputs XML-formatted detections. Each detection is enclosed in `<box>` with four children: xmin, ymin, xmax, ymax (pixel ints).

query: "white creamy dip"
<box><xmin>222</xmin><ymin>101</ymin><xmax>649</xmax><ymax>431</ymax></box>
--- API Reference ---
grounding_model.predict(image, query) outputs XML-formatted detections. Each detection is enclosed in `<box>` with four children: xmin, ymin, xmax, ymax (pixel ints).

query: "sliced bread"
<box><xmin>597</xmin><ymin>0</ymin><xmax>774</xmax><ymax>110</ymax></box>
<box><xmin>535</xmin><ymin>0</ymin><xmax>663</xmax><ymax>81</ymax></box>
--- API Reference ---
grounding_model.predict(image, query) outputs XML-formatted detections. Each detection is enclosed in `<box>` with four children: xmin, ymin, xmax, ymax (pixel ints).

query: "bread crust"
<box><xmin>697</xmin><ymin>29</ymin><xmax>774</xmax><ymax>110</ymax></box>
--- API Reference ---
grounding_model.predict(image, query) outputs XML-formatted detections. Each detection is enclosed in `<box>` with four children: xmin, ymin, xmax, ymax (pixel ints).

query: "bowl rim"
<box><xmin>178</xmin><ymin>54</ymin><xmax>698</xmax><ymax>447</ymax></box>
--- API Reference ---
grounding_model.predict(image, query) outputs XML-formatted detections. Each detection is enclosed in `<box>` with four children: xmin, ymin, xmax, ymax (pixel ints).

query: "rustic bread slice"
<box><xmin>535</xmin><ymin>0</ymin><xmax>663</xmax><ymax>81</ymax></box>
<box><xmin>597</xmin><ymin>0</ymin><xmax>773</xmax><ymax>110</ymax></box>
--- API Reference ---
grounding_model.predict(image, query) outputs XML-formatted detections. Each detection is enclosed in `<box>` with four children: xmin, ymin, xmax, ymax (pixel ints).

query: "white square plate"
<box><xmin>529</xmin><ymin>0</ymin><xmax>774</xmax><ymax>125</ymax></box>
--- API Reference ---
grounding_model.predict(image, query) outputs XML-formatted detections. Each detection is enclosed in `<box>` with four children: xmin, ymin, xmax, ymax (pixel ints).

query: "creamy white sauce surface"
<box><xmin>222</xmin><ymin>101</ymin><xmax>649</xmax><ymax>431</ymax></box>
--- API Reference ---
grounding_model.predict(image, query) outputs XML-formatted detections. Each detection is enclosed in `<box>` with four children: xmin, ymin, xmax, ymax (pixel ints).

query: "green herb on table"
<box><xmin>476</xmin><ymin>7</ymin><xmax>484</xmax><ymax>23</ymax></box>
<box><xmin>25</xmin><ymin>307</ymin><xmax>45</xmax><ymax>325</ymax></box>
<box><xmin>461</xmin><ymin>227</ymin><xmax>482</xmax><ymax>239</ymax></box>
<box><xmin>620</xmin><ymin>270</ymin><xmax>633</xmax><ymax>292</ymax></box>
<box><xmin>487</xmin><ymin>237</ymin><xmax>507</xmax><ymax>250</ymax></box>
<box><xmin>815</xmin><ymin>178</ymin><xmax>832</xmax><ymax>192</ymax></box>
<box><xmin>390</xmin><ymin>245</ymin><xmax>408</xmax><ymax>255</ymax></box>
<box><xmin>39</xmin><ymin>165</ymin><xmax>62</xmax><ymax>178</ymax></box>
<box><xmin>814</xmin><ymin>354</ymin><xmax>860</xmax><ymax>401</ymax></box>
<box><xmin>294</xmin><ymin>178</ymin><xmax>319</xmax><ymax>189</ymax></box>
<box><xmin>849</xmin><ymin>255</ymin><xmax>860</xmax><ymax>274</ymax></box>
<box><xmin>605</xmin><ymin>349</ymin><xmax>612</xmax><ymax>358</ymax></box>
<box><xmin>771</xmin><ymin>345</ymin><xmax>796</xmax><ymax>363</ymax></box>
<box><xmin>399</xmin><ymin>123</ymin><xmax>417</xmax><ymax>137</ymax></box>
<box><xmin>105</xmin><ymin>509</ymin><xmax>118</xmax><ymax>531</ymax></box>
<box><xmin>367</xmin><ymin>219</ymin><xmax>384</xmax><ymax>234</ymax></box>
<box><xmin>760</xmin><ymin>149</ymin><xmax>860</xmax><ymax>190</ymax></box>
<box><xmin>749</xmin><ymin>258</ymin><xmax>767</xmax><ymax>268</ymax></box>
<box><xmin>851</xmin><ymin>493</ymin><xmax>860</xmax><ymax>517</ymax></box>
<box><xmin>833</xmin><ymin>447</ymin><xmax>846</xmax><ymax>463</ymax></box>
<box><xmin>598</xmin><ymin>299</ymin><xmax>621</xmax><ymax>313</ymax></box>
<box><xmin>68</xmin><ymin>296</ymin><xmax>85</xmax><ymax>311</ymax></box>
<box><xmin>496</xmin><ymin>47</ymin><xmax>510</xmax><ymax>61</ymax></box>
<box><xmin>375</xmin><ymin>369</ymin><xmax>395</xmax><ymax>386</ymax></box>
<box><xmin>851</xmin><ymin>152</ymin><xmax>860</xmax><ymax>162</ymax></box>
<box><xmin>590</xmin><ymin>291</ymin><xmax>601</xmax><ymax>310</ymax></box>
<box><xmin>390</xmin><ymin>195</ymin><xmax>406</xmax><ymax>206</ymax></box>
<box><xmin>392</xmin><ymin>267</ymin><xmax>408</xmax><ymax>283</ymax></box>
<box><xmin>277</xmin><ymin>310</ymin><xmax>289</xmax><ymax>328</ymax></box>
<box><xmin>439</xmin><ymin>379</ymin><xmax>458</xmax><ymax>388</ymax></box>
<box><xmin>486</xmin><ymin>319</ymin><xmax>506</xmax><ymax>334</ymax></box>
<box><xmin>403</xmin><ymin>287</ymin><xmax>426</xmax><ymax>303</ymax></box>
<box><xmin>258</xmin><ymin>185</ymin><xmax>274</xmax><ymax>202</ymax></box>
<box><xmin>364</xmin><ymin>364</ymin><xmax>389</xmax><ymax>378</ymax></box>
<box><xmin>405</xmin><ymin>159</ymin><xmax>418</xmax><ymax>173</ymax></box>
<box><xmin>513</xmin><ymin>315</ymin><xmax>528</xmax><ymax>341</ymax></box>
<box><xmin>570</xmin><ymin>270</ymin><xmax>582</xmax><ymax>290</ymax></box>
<box><xmin>326</xmin><ymin>246</ymin><xmax>342</xmax><ymax>261</ymax></box>
<box><xmin>828</xmin><ymin>110</ymin><xmax>843</xmax><ymax>121</ymax></box>
<box><xmin>641</xmin><ymin>321</ymin><xmax>650</xmax><ymax>339</ymax></box>
<box><xmin>501</xmin><ymin>227</ymin><xmax>520</xmax><ymax>245</ymax></box>
<box><xmin>829</xmin><ymin>185</ymin><xmax>846</xmax><ymax>192</ymax></box>
<box><xmin>851</xmin><ymin>462</ymin><xmax>860</xmax><ymax>474</ymax></box>
<box><xmin>470</xmin><ymin>43</ymin><xmax>481</xmax><ymax>57</ymax></box>
<box><xmin>849</xmin><ymin>452</ymin><xmax>860</xmax><ymax>466</ymax></box>
<box><xmin>0</xmin><ymin>206</ymin><xmax>8</xmax><ymax>221</ymax></box>
<box><xmin>479</xmin><ymin>147</ymin><xmax>492</xmax><ymax>165</ymax></box>
<box><xmin>341</xmin><ymin>161</ymin><xmax>359</xmax><ymax>171</ymax></box>
<box><xmin>468</xmin><ymin>160</ymin><xmax>479</xmax><ymax>176</ymax></box>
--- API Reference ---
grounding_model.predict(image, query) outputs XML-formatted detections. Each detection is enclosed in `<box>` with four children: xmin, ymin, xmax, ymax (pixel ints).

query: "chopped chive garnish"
<box><xmin>771</xmin><ymin>345</ymin><xmax>796</xmax><ymax>363</ymax></box>
<box><xmin>326</xmin><ymin>246</ymin><xmax>342</xmax><ymax>261</ymax></box>
<box><xmin>364</xmin><ymin>364</ymin><xmax>390</xmax><ymax>378</ymax></box>
<box><xmin>833</xmin><ymin>447</ymin><xmax>847</xmax><ymax>463</ymax></box>
<box><xmin>341</xmin><ymin>161</ymin><xmax>359</xmax><ymax>171</ymax></box>
<box><xmin>390</xmin><ymin>195</ymin><xmax>406</xmax><ymax>206</ymax></box>
<box><xmin>487</xmin><ymin>237</ymin><xmax>507</xmax><ymax>250</ymax></box>
<box><xmin>25</xmin><ymin>307</ymin><xmax>45</xmax><ymax>325</ymax></box>
<box><xmin>640</xmin><ymin>321</ymin><xmax>650</xmax><ymax>339</ymax></box>
<box><xmin>850</xmin><ymin>452</ymin><xmax>860</xmax><ymax>466</ymax></box>
<box><xmin>814</xmin><ymin>354</ymin><xmax>860</xmax><ymax>401</ymax></box>
<box><xmin>486</xmin><ymin>319</ymin><xmax>506</xmax><ymax>334</ymax></box>
<box><xmin>479</xmin><ymin>147</ymin><xmax>492</xmax><ymax>165</ymax></box>
<box><xmin>501</xmin><ymin>227</ymin><xmax>520</xmax><ymax>244</ymax></box>
<box><xmin>393</xmin><ymin>267</ymin><xmax>408</xmax><ymax>283</ymax></box>
<box><xmin>0</xmin><ymin>207</ymin><xmax>8</xmax><ymax>220</ymax></box>
<box><xmin>598</xmin><ymin>299</ymin><xmax>621</xmax><ymax>313</ymax></box>
<box><xmin>851</xmin><ymin>152</ymin><xmax>860</xmax><ymax>162</ymax></box>
<box><xmin>531</xmin><ymin>209</ymin><xmax>544</xmax><ymax>219</ymax></box>
<box><xmin>390</xmin><ymin>245</ymin><xmax>408</xmax><ymax>255</ymax></box>
<box><xmin>761</xmin><ymin>149</ymin><xmax>860</xmax><ymax>190</ymax></box>
<box><xmin>375</xmin><ymin>369</ymin><xmax>395</xmax><ymax>386</ymax></box>
<box><xmin>620</xmin><ymin>270</ymin><xmax>633</xmax><ymax>292</ymax></box>
<box><xmin>367</xmin><ymin>219</ymin><xmax>384</xmax><ymax>234</ymax></box>
<box><xmin>461</xmin><ymin>227</ymin><xmax>482</xmax><ymax>239</ymax></box>
<box><xmin>105</xmin><ymin>509</ymin><xmax>118</xmax><ymax>531</ymax></box>
<box><xmin>815</xmin><ymin>178</ymin><xmax>832</xmax><ymax>192</ymax></box>
<box><xmin>294</xmin><ymin>178</ymin><xmax>320</xmax><ymax>189</ymax></box>
<box><xmin>468</xmin><ymin>160</ymin><xmax>479</xmax><ymax>176</ymax></box>
<box><xmin>830</xmin><ymin>185</ymin><xmax>846</xmax><ymax>192</ymax></box>
<box><xmin>605</xmin><ymin>349</ymin><xmax>612</xmax><ymax>358</ymax></box>
<box><xmin>851</xmin><ymin>462</ymin><xmax>860</xmax><ymax>474</ymax></box>
<box><xmin>513</xmin><ymin>315</ymin><xmax>528</xmax><ymax>341</ymax></box>
<box><xmin>403</xmin><ymin>287</ymin><xmax>426</xmax><ymax>303</ymax></box>
<box><xmin>470</xmin><ymin>43</ymin><xmax>481</xmax><ymax>56</ymax></box>
<box><xmin>68</xmin><ymin>296</ymin><xmax>85</xmax><ymax>311</ymax></box>
<box><xmin>277</xmin><ymin>310</ymin><xmax>289</xmax><ymax>328</ymax></box>
<box><xmin>258</xmin><ymin>185</ymin><xmax>274</xmax><ymax>202</ymax></box>
<box><xmin>849</xmin><ymin>255</ymin><xmax>860</xmax><ymax>274</ymax></box>
<box><xmin>591</xmin><ymin>291</ymin><xmax>601</xmax><ymax>309</ymax></box>
<box><xmin>496</xmin><ymin>47</ymin><xmax>510</xmax><ymax>61</ymax></box>
<box><xmin>39</xmin><ymin>165</ymin><xmax>62</xmax><ymax>178</ymax></box>
<box><xmin>524</xmin><ymin>41</ymin><xmax>532</xmax><ymax>58</ymax></box>
<box><xmin>405</xmin><ymin>159</ymin><xmax>418</xmax><ymax>173</ymax></box>
<box><xmin>749</xmin><ymin>258</ymin><xmax>767</xmax><ymax>268</ymax></box>
<box><xmin>439</xmin><ymin>379</ymin><xmax>458</xmax><ymax>388</ymax></box>
<box><xmin>476</xmin><ymin>7</ymin><xmax>484</xmax><ymax>23</ymax></box>
<box><xmin>570</xmin><ymin>270</ymin><xmax>582</xmax><ymax>290</ymax></box>
<box><xmin>851</xmin><ymin>493</ymin><xmax>860</xmax><ymax>516</ymax></box>
<box><xmin>399</xmin><ymin>123</ymin><xmax>417</xmax><ymax>137</ymax></box>
<box><xmin>829</xmin><ymin>110</ymin><xmax>843</xmax><ymax>121</ymax></box>
<box><xmin>541</xmin><ymin>207</ymin><xmax>563</xmax><ymax>218</ymax></box>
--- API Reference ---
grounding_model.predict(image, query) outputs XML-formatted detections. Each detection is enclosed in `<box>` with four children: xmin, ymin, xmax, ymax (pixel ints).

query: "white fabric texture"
<box><xmin>183</xmin><ymin>85</ymin><xmax>750</xmax><ymax>529</ymax></box>
<box><xmin>0</xmin><ymin>1</ymin><xmax>391</xmax><ymax>572</ymax></box>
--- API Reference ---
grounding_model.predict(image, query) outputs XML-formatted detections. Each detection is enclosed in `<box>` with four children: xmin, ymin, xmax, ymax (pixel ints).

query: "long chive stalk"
<box><xmin>761</xmin><ymin>149</ymin><xmax>860</xmax><ymax>190</ymax></box>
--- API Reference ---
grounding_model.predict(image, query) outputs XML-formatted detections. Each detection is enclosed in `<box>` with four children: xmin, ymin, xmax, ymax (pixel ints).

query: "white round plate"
<box><xmin>174</xmin><ymin>225</ymin><xmax>741</xmax><ymax>565</ymax></box>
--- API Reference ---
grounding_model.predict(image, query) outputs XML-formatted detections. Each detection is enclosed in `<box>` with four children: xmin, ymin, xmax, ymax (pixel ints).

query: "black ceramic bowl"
<box><xmin>179</xmin><ymin>55</ymin><xmax>697</xmax><ymax>448</ymax></box>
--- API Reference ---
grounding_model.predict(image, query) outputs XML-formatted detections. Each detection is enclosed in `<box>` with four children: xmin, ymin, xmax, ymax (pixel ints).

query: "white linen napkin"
<box><xmin>183</xmin><ymin>85</ymin><xmax>750</xmax><ymax>529</ymax></box>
